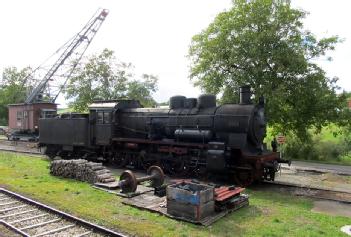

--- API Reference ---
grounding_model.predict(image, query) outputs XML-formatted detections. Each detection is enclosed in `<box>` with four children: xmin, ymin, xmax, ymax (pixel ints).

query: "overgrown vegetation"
<box><xmin>266</xmin><ymin>125</ymin><xmax>351</xmax><ymax>165</ymax></box>
<box><xmin>0</xmin><ymin>152</ymin><xmax>350</xmax><ymax>237</ymax></box>
<box><xmin>0</xmin><ymin>67</ymin><xmax>33</xmax><ymax>125</ymax></box>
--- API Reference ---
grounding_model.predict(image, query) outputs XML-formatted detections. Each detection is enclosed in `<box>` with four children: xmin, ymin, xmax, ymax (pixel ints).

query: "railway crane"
<box><xmin>7</xmin><ymin>9</ymin><xmax>109</xmax><ymax>141</ymax></box>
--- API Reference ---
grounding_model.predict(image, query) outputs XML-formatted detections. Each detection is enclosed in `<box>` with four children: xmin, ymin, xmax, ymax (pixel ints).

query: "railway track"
<box><xmin>0</xmin><ymin>188</ymin><xmax>126</xmax><ymax>237</ymax></box>
<box><xmin>0</xmin><ymin>139</ymin><xmax>40</xmax><ymax>155</ymax></box>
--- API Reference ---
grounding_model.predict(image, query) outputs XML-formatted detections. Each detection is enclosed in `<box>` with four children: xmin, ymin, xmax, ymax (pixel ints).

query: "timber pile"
<box><xmin>50</xmin><ymin>159</ymin><xmax>116</xmax><ymax>183</ymax></box>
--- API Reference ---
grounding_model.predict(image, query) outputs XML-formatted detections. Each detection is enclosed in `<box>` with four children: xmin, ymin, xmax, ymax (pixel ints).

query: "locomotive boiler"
<box><xmin>39</xmin><ymin>86</ymin><xmax>289</xmax><ymax>186</ymax></box>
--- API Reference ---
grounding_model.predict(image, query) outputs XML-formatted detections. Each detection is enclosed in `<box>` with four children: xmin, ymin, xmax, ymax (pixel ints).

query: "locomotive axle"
<box><xmin>119</xmin><ymin>166</ymin><xmax>165</xmax><ymax>193</ymax></box>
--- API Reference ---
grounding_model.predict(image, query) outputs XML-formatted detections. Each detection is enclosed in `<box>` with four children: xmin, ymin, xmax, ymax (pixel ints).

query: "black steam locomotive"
<box><xmin>39</xmin><ymin>86</ymin><xmax>289</xmax><ymax>185</ymax></box>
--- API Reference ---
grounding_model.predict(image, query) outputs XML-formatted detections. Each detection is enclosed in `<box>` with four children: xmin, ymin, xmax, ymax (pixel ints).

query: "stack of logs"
<box><xmin>50</xmin><ymin>159</ymin><xmax>116</xmax><ymax>183</ymax></box>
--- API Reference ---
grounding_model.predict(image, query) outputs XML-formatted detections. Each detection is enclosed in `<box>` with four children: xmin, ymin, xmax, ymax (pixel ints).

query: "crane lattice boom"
<box><xmin>25</xmin><ymin>9</ymin><xmax>109</xmax><ymax>104</ymax></box>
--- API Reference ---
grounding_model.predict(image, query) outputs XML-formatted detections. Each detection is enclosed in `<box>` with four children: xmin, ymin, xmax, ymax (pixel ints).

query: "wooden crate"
<box><xmin>166</xmin><ymin>182</ymin><xmax>214</xmax><ymax>221</ymax></box>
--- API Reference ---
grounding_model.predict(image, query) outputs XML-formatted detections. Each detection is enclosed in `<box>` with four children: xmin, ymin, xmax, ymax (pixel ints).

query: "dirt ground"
<box><xmin>312</xmin><ymin>200</ymin><xmax>351</xmax><ymax>218</ymax></box>
<box><xmin>0</xmin><ymin>224</ymin><xmax>21</xmax><ymax>237</ymax></box>
<box><xmin>276</xmin><ymin>167</ymin><xmax>351</xmax><ymax>193</ymax></box>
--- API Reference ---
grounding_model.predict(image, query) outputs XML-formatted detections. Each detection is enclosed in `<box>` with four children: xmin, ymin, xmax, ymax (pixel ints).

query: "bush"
<box><xmin>281</xmin><ymin>133</ymin><xmax>350</xmax><ymax>162</ymax></box>
<box><xmin>0</xmin><ymin>117</ymin><xmax>7</xmax><ymax>126</ymax></box>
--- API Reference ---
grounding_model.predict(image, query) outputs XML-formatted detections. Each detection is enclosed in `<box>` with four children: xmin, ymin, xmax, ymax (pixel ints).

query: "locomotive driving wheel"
<box><xmin>138</xmin><ymin>150</ymin><xmax>153</xmax><ymax>170</ymax></box>
<box><xmin>168</xmin><ymin>159</ymin><xmax>186</xmax><ymax>176</ymax></box>
<box><xmin>233</xmin><ymin>164</ymin><xmax>254</xmax><ymax>187</ymax></box>
<box><xmin>161</xmin><ymin>155</ymin><xmax>186</xmax><ymax>176</ymax></box>
<box><xmin>112</xmin><ymin>152</ymin><xmax>129</xmax><ymax>168</ymax></box>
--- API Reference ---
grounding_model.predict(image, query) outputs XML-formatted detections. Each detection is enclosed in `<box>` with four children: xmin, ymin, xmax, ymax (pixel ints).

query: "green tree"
<box><xmin>0</xmin><ymin>67</ymin><xmax>32</xmax><ymax>125</ymax></box>
<box><xmin>188</xmin><ymin>0</ymin><xmax>348</xmax><ymax>139</ymax></box>
<box><xmin>126</xmin><ymin>74</ymin><xmax>158</xmax><ymax>107</ymax></box>
<box><xmin>65</xmin><ymin>49</ymin><xmax>158</xmax><ymax>112</ymax></box>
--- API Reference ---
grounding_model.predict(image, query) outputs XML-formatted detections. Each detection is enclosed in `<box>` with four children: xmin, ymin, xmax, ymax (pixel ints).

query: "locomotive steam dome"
<box><xmin>170</xmin><ymin>96</ymin><xmax>186</xmax><ymax>109</ymax></box>
<box><xmin>197</xmin><ymin>94</ymin><xmax>216</xmax><ymax>109</ymax></box>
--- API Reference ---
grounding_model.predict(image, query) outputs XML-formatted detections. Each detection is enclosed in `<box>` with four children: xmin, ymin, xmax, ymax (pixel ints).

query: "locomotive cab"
<box><xmin>88</xmin><ymin>100</ymin><xmax>142</xmax><ymax>146</ymax></box>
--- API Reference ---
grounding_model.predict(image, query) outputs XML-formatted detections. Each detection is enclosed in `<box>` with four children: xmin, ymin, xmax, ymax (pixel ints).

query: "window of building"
<box><xmin>17</xmin><ymin>111</ymin><xmax>23</xmax><ymax>121</ymax></box>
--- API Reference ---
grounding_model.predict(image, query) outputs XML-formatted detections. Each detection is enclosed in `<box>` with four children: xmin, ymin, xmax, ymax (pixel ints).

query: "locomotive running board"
<box><xmin>112</xmin><ymin>137</ymin><xmax>208</xmax><ymax>148</ymax></box>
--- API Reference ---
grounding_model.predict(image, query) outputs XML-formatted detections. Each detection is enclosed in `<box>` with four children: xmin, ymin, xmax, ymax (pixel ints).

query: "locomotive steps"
<box><xmin>50</xmin><ymin>159</ymin><xmax>116</xmax><ymax>184</ymax></box>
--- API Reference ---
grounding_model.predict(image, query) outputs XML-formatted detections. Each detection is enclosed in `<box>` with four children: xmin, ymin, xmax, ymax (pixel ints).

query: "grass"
<box><xmin>0</xmin><ymin>152</ymin><xmax>350</xmax><ymax>237</ymax></box>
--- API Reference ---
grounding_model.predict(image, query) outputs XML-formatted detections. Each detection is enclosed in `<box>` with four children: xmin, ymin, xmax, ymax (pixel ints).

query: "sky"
<box><xmin>0</xmin><ymin>0</ymin><xmax>350</xmax><ymax>107</ymax></box>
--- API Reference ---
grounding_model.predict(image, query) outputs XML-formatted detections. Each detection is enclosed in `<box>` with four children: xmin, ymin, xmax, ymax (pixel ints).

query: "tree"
<box><xmin>188</xmin><ymin>0</ymin><xmax>348</xmax><ymax>139</ymax></box>
<box><xmin>0</xmin><ymin>67</ymin><xmax>32</xmax><ymax>125</ymax></box>
<box><xmin>126</xmin><ymin>74</ymin><xmax>158</xmax><ymax>107</ymax></box>
<box><xmin>65</xmin><ymin>49</ymin><xmax>158</xmax><ymax>112</ymax></box>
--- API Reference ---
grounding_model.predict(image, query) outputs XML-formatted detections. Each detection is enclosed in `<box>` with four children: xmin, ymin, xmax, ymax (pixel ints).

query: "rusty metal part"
<box><xmin>146</xmin><ymin>166</ymin><xmax>165</xmax><ymax>187</ymax></box>
<box><xmin>119</xmin><ymin>170</ymin><xmax>138</xmax><ymax>193</ymax></box>
<box><xmin>233</xmin><ymin>164</ymin><xmax>254</xmax><ymax>187</ymax></box>
<box><xmin>119</xmin><ymin>166</ymin><xmax>164</xmax><ymax>193</ymax></box>
<box><xmin>214</xmin><ymin>186</ymin><xmax>245</xmax><ymax>202</ymax></box>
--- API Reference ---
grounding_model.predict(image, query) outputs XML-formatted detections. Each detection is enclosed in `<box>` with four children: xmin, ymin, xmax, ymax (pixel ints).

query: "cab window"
<box><xmin>103</xmin><ymin>112</ymin><xmax>111</xmax><ymax>124</ymax></box>
<box><xmin>97</xmin><ymin>112</ymin><xmax>104</xmax><ymax>124</ymax></box>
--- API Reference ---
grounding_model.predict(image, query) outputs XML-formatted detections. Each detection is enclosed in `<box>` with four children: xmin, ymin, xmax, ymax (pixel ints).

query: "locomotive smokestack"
<box><xmin>239</xmin><ymin>85</ymin><xmax>251</xmax><ymax>104</ymax></box>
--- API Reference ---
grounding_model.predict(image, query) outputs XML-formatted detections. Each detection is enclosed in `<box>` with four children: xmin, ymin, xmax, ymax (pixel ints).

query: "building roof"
<box><xmin>88</xmin><ymin>99</ymin><xmax>142</xmax><ymax>110</ymax></box>
<box><xmin>7</xmin><ymin>102</ymin><xmax>57</xmax><ymax>106</ymax></box>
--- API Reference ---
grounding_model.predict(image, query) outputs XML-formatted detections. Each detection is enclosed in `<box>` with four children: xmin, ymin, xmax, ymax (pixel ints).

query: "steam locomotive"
<box><xmin>39</xmin><ymin>86</ymin><xmax>289</xmax><ymax>186</ymax></box>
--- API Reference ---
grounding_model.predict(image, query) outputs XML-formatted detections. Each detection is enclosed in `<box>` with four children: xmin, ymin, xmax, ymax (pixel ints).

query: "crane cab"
<box><xmin>7</xmin><ymin>102</ymin><xmax>57</xmax><ymax>141</ymax></box>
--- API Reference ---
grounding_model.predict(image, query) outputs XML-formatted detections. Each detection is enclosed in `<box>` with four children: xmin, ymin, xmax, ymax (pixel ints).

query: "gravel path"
<box><xmin>282</xmin><ymin>160</ymin><xmax>351</xmax><ymax>175</ymax></box>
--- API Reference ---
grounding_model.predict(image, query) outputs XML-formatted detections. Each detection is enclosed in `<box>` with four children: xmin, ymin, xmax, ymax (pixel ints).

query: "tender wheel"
<box><xmin>147</xmin><ymin>166</ymin><xmax>165</xmax><ymax>188</ymax></box>
<box><xmin>120</xmin><ymin>170</ymin><xmax>138</xmax><ymax>193</ymax></box>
